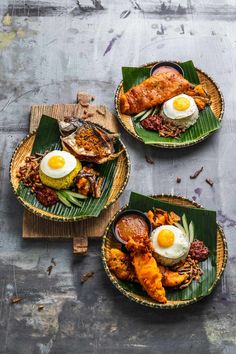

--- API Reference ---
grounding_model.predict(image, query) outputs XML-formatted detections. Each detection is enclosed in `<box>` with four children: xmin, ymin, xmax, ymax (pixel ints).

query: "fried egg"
<box><xmin>151</xmin><ymin>225</ymin><xmax>189</xmax><ymax>259</ymax></box>
<box><xmin>161</xmin><ymin>94</ymin><xmax>199</xmax><ymax>129</ymax></box>
<box><xmin>40</xmin><ymin>150</ymin><xmax>77</xmax><ymax>179</ymax></box>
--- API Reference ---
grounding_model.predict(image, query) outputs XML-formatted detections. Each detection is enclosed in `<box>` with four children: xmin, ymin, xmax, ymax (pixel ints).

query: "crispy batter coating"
<box><xmin>185</xmin><ymin>84</ymin><xmax>211</xmax><ymax>111</ymax></box>
<box><xmin>107</xmin><ymin>249</ymin><xmax>137</xmax><ymax>282</ymax></box>
<box><xmin>125</xmin><ymin>236</ymin><xmax>154</xmax><ymax>255</ymax></box>
<box><xmin>107</xmin><ymin>248</ymin><xmax>188</xmax><ymax>296</ymax></box>
<box><xmin>126</xmin><ymin>237</ymin><xmax>167</xmax><ymax>303</ymax></box>
<box><xmin>120</xmin><ymin>72</ymin><xmax>190</xmax><ymax>115</ymax></box>
<box><xmin>132</xmin><ymin>253</ymin><xmax>167</xmax><ymax>303</ymax></box>
<box><xmin>158</xmin><ymin>265</ymin><xmax>188</xmax><ymax>287</ymax></box>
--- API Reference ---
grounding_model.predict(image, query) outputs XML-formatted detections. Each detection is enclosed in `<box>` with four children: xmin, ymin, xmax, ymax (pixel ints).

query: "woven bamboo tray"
<box><xmin>102</xmin><ymin>195</ymin><xmax>228</xmax><ymax>309</ymax></box>
<box><xmin>10</xmin><ymin>97</ymin><xmax>130</xmax><ymax>254</ymax></box>
<box><xmin>115</xmin><ymin>62</ymin><xmax>224</xmax><ymax>148</ymax></box>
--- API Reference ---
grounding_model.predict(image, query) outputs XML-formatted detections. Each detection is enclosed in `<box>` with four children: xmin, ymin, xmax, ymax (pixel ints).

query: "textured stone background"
<box><xmin>0</xmin><ymin>1</ymin><xmax>235</xmax><ymax>353</ymax></box>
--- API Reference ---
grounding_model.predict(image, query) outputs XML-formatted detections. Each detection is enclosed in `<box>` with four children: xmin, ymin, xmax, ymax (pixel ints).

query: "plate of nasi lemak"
<box><xmin>10</xmin><ymin>114</ymin><xmax>130</xmax><ymax>221</ymax></box>
<box><xmin>102</xmin><ymin>192</ymin><xmax>228</xmax><ymax>308</ymax></box>
<box><xmin>115</xmin><ymin>60</ymin><xmax>224</xmax><ymax>148</ymax></box>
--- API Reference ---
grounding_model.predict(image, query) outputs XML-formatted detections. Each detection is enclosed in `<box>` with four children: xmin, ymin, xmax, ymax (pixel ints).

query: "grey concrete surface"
<box><xmin>0</xmin><ymin>1</ymin><xmax>236</xmax><ymax>353</ymax></box>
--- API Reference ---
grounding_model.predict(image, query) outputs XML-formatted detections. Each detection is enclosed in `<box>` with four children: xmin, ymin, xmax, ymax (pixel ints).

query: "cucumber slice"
<box><xmin>57</xmin><ymin>192</ymin><xmax>72</xmax><ymax>207</ymax></box>
<box><xmin>182</xmin><ymin>214</ymin><xmax>189</xmax><ymax>239</ymax></box>
<box><xmin>133</xmin><ymin>109</ymin><xmax>149</xmax><ymax>119</ymax></box>
<box><xmin>139</xmin><ymin>107</ymin><xmax>156</xmax><ymax>121</ymax></box>
<box><xmin>67</xmin><ymin>196</ymin><xmax>82</xmax><ymax>207</ymax></box>
<box><xmin>61</xmin><ymin>190</ymin><xmax>87</xmax><ymax>200</ymax></box>
<box><xmin>189</xmin><ymin>221</ymin><xmax>195</xmax><ymax>242</ymax></box>
<box><xmin>174</xmin><ymin>222</ymin><xmax>186</xmax><ymax>235</ymax></box>
<box><xmin>153</xmin><ymin>106</ymin><xmax>160</xmax><ymax>115</ymax></box>
<box><xmin>60</xmin><ymin>191</ymin><xmax>82</xmax><ymax>207</ymax></box>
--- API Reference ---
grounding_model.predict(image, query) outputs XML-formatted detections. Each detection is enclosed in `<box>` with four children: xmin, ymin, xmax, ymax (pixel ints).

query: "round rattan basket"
<box><xmin>102</xmin><ymin>195</ymin><xmax>228</xmax><ymax>309</ymax></box>
<box><xmin>115</xmin><ymin>62</ymin><xmax>224</xmax><ymax>148</ymax></box>
<box><xmin>10</xmin><ymin>132</ymin><xmax>130</xmax><ymax>222</ymax></box>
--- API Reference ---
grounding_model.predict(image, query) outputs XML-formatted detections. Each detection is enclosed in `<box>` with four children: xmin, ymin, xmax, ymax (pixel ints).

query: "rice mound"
<box><xmin>39</xmin><ymin>160</ymin><xmax>82</xmax><ymax>190</ymax></box>
<box><xmin>161</xmin><ymin>110</ymin><xmax>199</xmax><ymax>129</ymax></box>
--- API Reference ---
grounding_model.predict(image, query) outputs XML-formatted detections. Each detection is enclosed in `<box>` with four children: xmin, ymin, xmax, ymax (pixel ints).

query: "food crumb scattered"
<box><xmin>10</xmin><ymin>296</ymin><xmax>23</xmax><ymax>304</ymax></box>
<box><xmin>176</xmin><ymin>177</ymin><xmax>181</xmax><ymax>183</ymax></box>
<box><xmin>80</xmin><ymin>271</ymin><xmax>94</xmax><ymax>284</ymax></box>
<box><xmin>145</xmin><ymin>154</ymin><xmax>154</xmax><ymax>164</ymax></box>
<box><xmin>47</xmin><ymin>265</ymin><xmax>53</xmax><ymax>276</ymax></box>
<box><xmin>206</xmin><ymin>178</ymin><xmax>214</xmax><ymax>187</ymax></box>
<box><xmin>37</xmin><ymin>304</ymin><xmax>44</xmax><ymax>311</ymax></box>
<box><xmin>190</xmin><ymin>166</ymin><xmax>203</xmax><ymax>179</ymax></box>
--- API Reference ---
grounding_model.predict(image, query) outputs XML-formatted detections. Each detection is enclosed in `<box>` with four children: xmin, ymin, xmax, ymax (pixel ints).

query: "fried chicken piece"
<box><xmin>126</xmin><ymin>237</ymin><xmax>167</xmax><ymax>303</ymax></box>
<box><xmin>185</xmin><ymin>84</ymin><xmax>211</xmax><ymax>111</ymax></box>
<box><xmin>76</xmin><ymin>166</ymin><xmax>104</xmax><ymax>198</ymax></box>
<box><xmin>125</xmin><ymin>236</ymin><xmax>154</xmax><ymax>255</ymax></box>
<box><xmin>132</xmin><ymin>253</ymin><xmax>167</xmax><ymax>303</ymax></box>
<box><xmin>120</xmin><ymin>71</ymin><xmax>190</xmax><ymax>115</ymax></box>
<box><xmin>107</xmin><ymin>249</ymin><xmax>137</xmax><ymax>282</ymax></box>
<box><xmin>158</xmin><ymin>265</ymin><xmax>188</xmax><ymax>287</ymax></box>
<box><xmin>107</xmin><ymin>246</ymin><xmax>186</xmax><ymax>298</ymax></box>
<box><xmin>194</xmin><ymin>97</ymin><xmax>207</xmax><ymax>110</ymax></box>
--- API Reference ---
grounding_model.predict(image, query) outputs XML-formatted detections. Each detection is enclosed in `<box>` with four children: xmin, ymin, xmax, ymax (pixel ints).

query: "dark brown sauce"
<box><xmin>152</xmin><ymin>66</ymin><xmax>180</xmax><ymax>75</ymax></box>
<box><xmin>115</xmin><ymin>214</ymin><xmax>149</xmax><ymax>242</ymax></box>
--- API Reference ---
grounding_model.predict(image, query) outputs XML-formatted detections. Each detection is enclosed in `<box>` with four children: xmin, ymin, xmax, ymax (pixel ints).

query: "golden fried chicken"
<box><xmin>120</xmin><ymin>72</ymin><xmax>190</xmax><ymax>115</ymax></box>
<box><xmin>158</xmin><ymin>265</ymin><xmax>188</xmax><ymax>287</ymax></box>
<box><xmin>132</xmin><ymin>253</ymin><xmax>167</xmax><ymax>303</ymax></box>
<box><xmin>107</xmin><ymin>247</ymin><xmax>188</xmax><ymax>297</ymax></box>
<box><xmin>107</xmin><ymin>248</ymin><xmax>137</xmax><ymax>282</ymax></box>
<box><xmin>184</xmin><ymin>84</ymin><xmax>211</xmax><ymax>111</ymax></box>
<box><xmin>126</xmin><ymin>237</ymin><xmax>167</xmax><ymax>304</ymax></box>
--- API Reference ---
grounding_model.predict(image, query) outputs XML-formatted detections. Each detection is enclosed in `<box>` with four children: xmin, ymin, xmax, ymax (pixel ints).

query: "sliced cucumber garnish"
<box><xmin>61</xmin><ymin>190</ymin><xmax>87</xmax><ymax>200</ymax></box>
<box><xmin>174</xmin><ymin>222</ymin><xmax>186</xmax><ymax>235</ymax></box>
<box><xmin>60</xmin><ymin>191</ymin><xmax>82</xmax><ymax>207</ymax></box>
<box><xmin>153</xmin><ymin>106</ymin><xmax>160</xmax><ymax>115</ymax></box>
<box><xmin>57</xmin><ymin>191</ymin><xmax>72</xmax><ymax>207</ymax></box>
<box><xmin>182</xmin><ymin>214</ymin><xmax>189</xmax><ymax>239</ymax></box>
<box><xmin>133</xmin><ymin>108</ymin><xmax>149</xmax><ymax>119</ymax></box>
<box><xmin>189</xmin><ymin>221</ymin><xmax>195</xmax><ymax>242</ymax></box>
<box><xmin>139</xmin><ymin>107</ymin><xmax>156</xmax><ymax>121</ymax></box>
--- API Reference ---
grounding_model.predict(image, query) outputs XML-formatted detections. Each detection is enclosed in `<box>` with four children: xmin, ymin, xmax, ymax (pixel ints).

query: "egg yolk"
<box><xmin>173</xmin><ymin>97</ymin><xmax>190</xmax><ymax>111</ymax></box>
<box><xmin>48</xmin><ymin>155</ymin><xmax>65</xmax><ymax>169</ymax></box>
<box><xmin>158</xmin><ymin>229</ymin><xmax>175</xmax><ymax>248</ymax></box>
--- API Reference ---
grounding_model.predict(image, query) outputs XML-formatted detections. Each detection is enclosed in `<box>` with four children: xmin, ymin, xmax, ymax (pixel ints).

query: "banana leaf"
<box><xmin>122</xmin><ymin>66</ymin><xmax>150</xmax><ymax>92</ymax></box>
<box><xmin>17</xmin><ymin>115</ymin><xmax>118</xmax><ymax>219</ymax></box>
<box><xmin>116</xmin><ymin>192</ymin><xmax>217</xmax><ymax>301</ymax></box>
<box><xmin>122</xmin><ymin>60</ymin><xmax>221</xmax><ymax>145</ymax></box>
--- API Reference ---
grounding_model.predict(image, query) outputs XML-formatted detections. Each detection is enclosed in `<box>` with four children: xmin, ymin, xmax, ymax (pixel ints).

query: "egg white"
<box><xmin>151</xmin><ymin>225</ymin><xmax>189</xmax><ymax>259</ymax></box>
<box><xmin>40</xmin><ymin>150</ymin><xmax>77</xmax><ymax>179</ymax></box>
<box><xmin>162</xmin><ymin>94</ymin><xmax>198</xmax><ymax>120</ymax></box>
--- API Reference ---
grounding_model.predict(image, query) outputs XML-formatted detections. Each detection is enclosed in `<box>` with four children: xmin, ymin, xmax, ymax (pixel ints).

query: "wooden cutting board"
<box><xmin>22</xmin><ymin>96</ymin><xmax>121</xmax><ymax>254</ymax></box>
